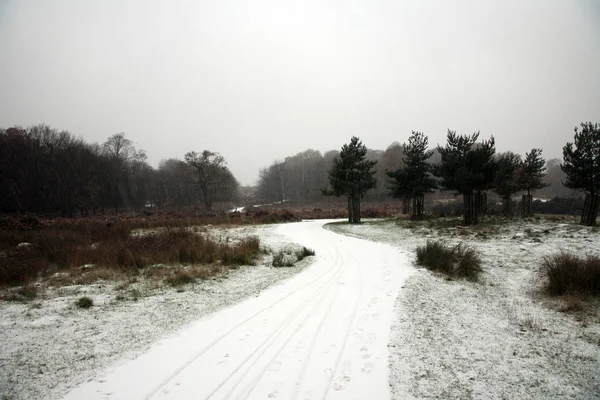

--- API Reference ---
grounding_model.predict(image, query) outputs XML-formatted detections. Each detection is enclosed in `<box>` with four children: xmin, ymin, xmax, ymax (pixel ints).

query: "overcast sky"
<box><xmin>1</xmin><ymin>0</ymin><xmax>599</xmax><ymax>185</ymax></box>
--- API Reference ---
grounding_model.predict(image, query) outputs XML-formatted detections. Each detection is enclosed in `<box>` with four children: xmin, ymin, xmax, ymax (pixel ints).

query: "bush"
<box><xmin>272</xmin><ymin>249</ymin><xmax>296</xmax><ymax>267</ymax></box>
<box><xmin>543</xmin><ymin>252</ymin><xmax>600</xmax><ymax>295</ymax></box>
<box><xmin>76</xmin><ymin>296</ymin><xmax>93</xmax><ymax>309</ymax></box>
<box><xmin>295</xmin><ymin>247</ymin><xmax>315</xmax><ymax>261</ymax></box>
<box><xmin>165</xmin><ymin>271</ymin><xmax>196</xmax><ymax>287</ymax></box>
<box><xmin>2</xmin><ymin>285</ymin><xmax>38</xmax><ymax>302</ymax></box>
<box><xmin>221</xmin><ymin>237</ymin><xmax>260</xmax><ymax>266</ymax></box>
<box><xmin>0</xmin><ymin>226</ymin><xmax>262</xmax><ymax>286</ymax></box>
<box><xmin>415</xmin><ymin>240</ymin><xmax>482</xmax><ymax>281</ymax></box>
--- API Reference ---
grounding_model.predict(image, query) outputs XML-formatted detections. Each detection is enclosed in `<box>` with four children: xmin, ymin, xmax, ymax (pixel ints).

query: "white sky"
<box><xmin>1</xmin><ymin>0</ymin><xmax>599</xmax><ymax>185</ymax></box>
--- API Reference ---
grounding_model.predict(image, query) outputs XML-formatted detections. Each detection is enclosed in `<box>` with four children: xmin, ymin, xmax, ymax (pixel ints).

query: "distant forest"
<box><xmin>255</xmin><ymin>143</ymin><xmax>576</xmax><ymax>204</ymax></box>
<box><xmin>0</xmin><ymin>124</ymin><xmax>578</xmax><ymax>216</ymax></box>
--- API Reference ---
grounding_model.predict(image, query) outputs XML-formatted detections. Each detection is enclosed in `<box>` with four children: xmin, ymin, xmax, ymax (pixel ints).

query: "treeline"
<box><xmin>0</xmin><ymin>125</ymin><xmax>239</xmax><ymax>216</ymax></box>
<box><xmin>323</xmin><ymin>124</ymin><xmax>598</xmax><ymax>225</ymax></box>
<box><xmin>256</xmin><ymin>140</ymin><xmax>575</xmax><ymax>205</ymax></box>
<box><xmin>256</xmin><ymin>144</ymin><xmax>407</xmax><ymax>203</ymax></box>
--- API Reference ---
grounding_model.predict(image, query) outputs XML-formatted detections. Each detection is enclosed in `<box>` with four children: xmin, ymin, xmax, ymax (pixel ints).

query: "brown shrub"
<box><xmin>0</xmin><ymin>225</ymin><xmax>261</xmax><ymax>287</ymax></box>
<box><xmin>415</xmin><ymin>240</ymin><xmax>482</xmax><ymax>281</ymax></box>
<box><xmin>543</xmin><ymin>252</ymin><xmax>600</xmax><ymax>296</ymax></box>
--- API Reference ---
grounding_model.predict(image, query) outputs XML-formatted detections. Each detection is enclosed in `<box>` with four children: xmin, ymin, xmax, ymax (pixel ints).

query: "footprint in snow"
<box><xmin>333</xmin><ymin>382</ymin><xmax>344</xmax><ymax>391</ymax></box>
<box><xmin>324</xmin><ymin>344</ymin><xmax>337</xmax><ymax>354</ymax></box>
<box><xmin>360</xmin><ymin>347</ymin><xmax>371</xmax><ymax>359</ymax></box>
<box><xmin>361</xmin><ymin>362</ymin><xmax>374</xmax><ymax>374</ymax></box>
<box><xmin>270</xmin><ymin>359</ymin><xmax>283</xmax><ymax>372</ymax></box>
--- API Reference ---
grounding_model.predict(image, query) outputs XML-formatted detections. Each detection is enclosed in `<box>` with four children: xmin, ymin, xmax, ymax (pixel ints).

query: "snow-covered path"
<box><xmin>63</xmin><ymin>220</ymin><xmax>414</xmax><ymax>400</ymax></box>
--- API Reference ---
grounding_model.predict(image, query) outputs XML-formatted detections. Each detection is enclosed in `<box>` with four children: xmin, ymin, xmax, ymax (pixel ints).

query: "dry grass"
<box><xmin>76</xmin><ymin>296</ymin><xmax>93</xmax><ymax>308</ymax></box>
<box><xmin>0</xmin><ymin>224</ymin><xmax>261</xmax><ymax>287</ymax></box>
<box><xmin>542</xmin><ymin>252</ymin><xmax>600</xmax><ymax>296</ymax></box>
<box><xmin>272</xmin><ymin>246</ymin><xmax>315</xmax><ymax>267</ymax></box>
<box><xmin>415</xmin><ymin>240</ymin><xmax>482</xmax><ymax>281</ymax></box>
<box><xmin>1</xmin><ymin>285</ymin><xmax>39</xmax><ymax>302</ymax></box>
<box><xmin>559</xmin><ymin>296</ymin><xmax>586</xmax><ymax>313</ymax></box>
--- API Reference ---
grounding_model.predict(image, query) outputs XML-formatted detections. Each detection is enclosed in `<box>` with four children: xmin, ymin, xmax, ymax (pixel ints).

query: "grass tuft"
<box><xmin>296</xmin><ymin>247</ymin><xmax>315</xmax><ymax>261</ymax></box>
<box><xmin>415</xmin><ymin>240</ymin><xmax>482</xmax><ymax>281</ymax></box>
<box><xmin>165</xmin><ymin>271</ymin><xmax>196</xmax><ymax>287</ymax></box>
<box><xmin>76</xmin><ymin>296</ymin><xmax>93</xmax><ymax>309</ymax></box>
<box><xmin>272</xmin><ymin>249</ymin><xmax>295</xmax><ymax>267</ymax></box>
<box><xmin>542</xmin><ymin>252</ymin><xmax>600</xmax><ymax>296</ymax></box>
<box><xmin>2</xmin><ymin>285</ymin><xmax>38</xmax><ymax>302</ymax></box>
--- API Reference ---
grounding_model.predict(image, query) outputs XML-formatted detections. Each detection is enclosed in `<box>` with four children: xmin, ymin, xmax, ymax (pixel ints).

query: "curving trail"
<box><xmin>63</xmin><ymin>220</ymin><xmax>414</xmax><ymax>400</ymax></box>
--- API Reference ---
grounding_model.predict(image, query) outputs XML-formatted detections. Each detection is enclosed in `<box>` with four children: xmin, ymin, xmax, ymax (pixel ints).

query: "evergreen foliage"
<box><xmin>493</xmin><ymin>152</ymin><xmax>522</xmax><ymax>216</ymax></box>
<box><xmin>387</xmin><ymin>131</ymin><xmax>437</xmax><ymax>218</ymax></box>
<box><xmin>324</xmin><ymin>137</ymin><xmax>377</xmax><ymax>223</ymax></box>
<box><xmin>434</xmin><ymin>130</ymin><xmax>496</xmax><ymax>224</ymax></box>
<box><xmin>516</xmin><ymin>148</ymin><xmax>548</xmax><ymax>217</ymax></box>
<box><xmin>562</xmin><ymin>122</ymin><xmax>600</xmax><ymax>225</ymax></box>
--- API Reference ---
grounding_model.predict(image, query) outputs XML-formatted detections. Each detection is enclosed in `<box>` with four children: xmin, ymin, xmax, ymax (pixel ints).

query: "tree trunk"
<box><xmin>411</xmin><ymin>194</ymin><xmax>425</xmax><ymax>219</ymax></box>
<box><xmin>580</xmin><ymin>194</ymin><xmax>589</xmax><ymax>225</ymax></box>
<box><xmin>200</xmin><ymin>183</ymin><xmax>212</xmax><ymax>212</ymax></box>
<box><xmin>354</xmin><ymin>196</ymin><xmax>361</xmax><ymax>223</ymax></box>
<box><xmin>474</xmin><ymin>191</ymin><xmax>487</xmax><ymax>217</ymax></box>
<box><xmin>502</xmin><ymin>195</ymin><xmax>512</xmax><ymax>216</ymax></box>
<box><xmin>481</xmin><ymin>192</ymin><xmax>487</xmax><ymax>215</ymax></box>
<box><xmin>521</xmin><ymin>192</ymin><xmax>533</xmax><ymax>217</ymax></box>
<box><xmin>463</xmin><ymin>193</ymin><xmax>477</xmax><ymax>225</ymax></box>
<box><xmin>203</xmin><ymin>196</ymin><xmax>212</xmax><ymax>212</ymax></box>
<box><xmin>347</xmin><ymin>195</ymin><xmax>353</xmax><ymax>223</ymax></box>
<box><xmin>581</xmin><ymin>193</ymin><xmax>599</xmax><ymax>226</ymax></box>
<box><xmin>401</xmin><ymin>197</ymin><xmax>410</xmax><ymax>214</ymax></box>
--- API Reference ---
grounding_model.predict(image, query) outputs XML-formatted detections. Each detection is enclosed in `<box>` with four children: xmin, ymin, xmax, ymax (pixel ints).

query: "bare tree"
<box><xmin>184</xmin><ymin>150</ymin><xmax>237</xmax><ymax>212</ymax></box>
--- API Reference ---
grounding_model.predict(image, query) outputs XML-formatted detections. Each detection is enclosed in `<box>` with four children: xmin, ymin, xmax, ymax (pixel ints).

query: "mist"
<box><xmin>1</xmin><ymin>0</ymin><xmax>599</xmax><ymax>185</ymax></box>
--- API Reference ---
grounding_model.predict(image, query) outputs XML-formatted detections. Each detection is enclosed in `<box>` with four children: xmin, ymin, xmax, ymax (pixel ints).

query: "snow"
<box><xmin>0</xmin><ymin>224</ymin><xmax>311</xmax><ymax>400</ymax></box>
<box><xmin>3</xmin><ymin>217</ymin><xmax>597</xmax><ymax>399</ymax></box>
<box><xmin>328</xmin><ymin>218</ymin><xmax>600</xmax><ymax>399</ymax></box>
<box><xmin>59</xmin><ymin>220</ymin><xmax>414</xmax><ymax>400</ymax></box>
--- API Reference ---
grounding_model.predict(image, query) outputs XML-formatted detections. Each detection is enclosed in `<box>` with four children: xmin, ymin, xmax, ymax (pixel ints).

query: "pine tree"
<box><xmin>324</xmin><ymin>137</ymin><xmax>377</xmax><ymax>223</ymax></box>
<box><xmin>387</xmin><ymin>131</ymin><xmax>437</xmax><ymax>218</ymax></box>
<box><xmin>386</xmin><ymin>168</ymin><xmax>411</xmax><ymax>214</ymax></box>
<box><xmin>493</xmin><ymin>152</ymin><xmax>522</xmax><ymax>216</ymax></box>
<box><xmin>561</xmin><ymin>122</ymin><xmax>600</xmax><ymax>226</ymax></box>
<box><xmin>434</xmin><ymin>130</ymin><xmax>496</xmax><ymax>225</ymax></box>
<box><xmin>516</xmin><ymin>148</ymin><xmax>548</xmax><ymax>217</ymax></box>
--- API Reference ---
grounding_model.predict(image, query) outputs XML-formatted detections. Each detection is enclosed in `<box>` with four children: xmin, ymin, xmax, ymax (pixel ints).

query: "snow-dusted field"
<box><xmin>328</xmin><ymin>218</ymin><xmax>600</xmax><ymax>399</ymax></box>
<box><xmin>0</xmin><ymin>224</ymin><xmax>311</xmax><ymax>400</ymax></box>
<box><xmin>2</xmin><ymin>218</ymin><xmax>599</xmax><ymax>400</ymax></box>
<box><xmin>60</xmin><ymin>220</ymin><xmax>413</xmax><ymax>400</ymax></box>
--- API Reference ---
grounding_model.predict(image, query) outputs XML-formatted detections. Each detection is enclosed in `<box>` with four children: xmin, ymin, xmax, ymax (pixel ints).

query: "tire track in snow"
<box><xmin>62</xmin><ymin>220</ymin><xmax>414</xmax><ymax>400</ymax></box>
<box><xmin>321</xmin><ymin>248</ymin><xmax>364</xmax><ymax>400</ymax></box>
<box><xmin>236</xmin><ymin>235</ymin><xmax>349</xmax><ymax>399</ymax></box>
<box><xmin>142</xmin><ymin>232</ymin><xmax>343</xmax><ymax>400</ymax></box>
<box><xmin>208</xmin><ymin>240</ymin><xmax>345</xmax><ymax>399</ymax></box>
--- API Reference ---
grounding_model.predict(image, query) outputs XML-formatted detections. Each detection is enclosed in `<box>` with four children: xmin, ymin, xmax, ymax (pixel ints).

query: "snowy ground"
<box><xmin>0</xmin><ymin>224</ymin><xmax>311</xmax><ymax>400</ymax></box>
<box><xmin>3</xmin><ymin>218</ymin><xmax>599</xmax><ymax>400</ymax></box>
<box><xmin>58</xmin><ymin>220</ymin><xmax>414</xmax><ymax>400</ymax></box>
<box><xmin>328</xmin><ymin>217</ymin><xmax>600</xmax><ymax>399</ymax></box>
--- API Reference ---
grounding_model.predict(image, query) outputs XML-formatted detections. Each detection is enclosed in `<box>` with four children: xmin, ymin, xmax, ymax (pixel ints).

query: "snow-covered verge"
<box><xmin>0</xmin><ymin>225</ymin><xmax>311</xmax><ymax>400</ymax></box>
<box><xmin>328</xmin><ymin>218</ymin><xmax>600</xmax><ymax>399</ymax></box>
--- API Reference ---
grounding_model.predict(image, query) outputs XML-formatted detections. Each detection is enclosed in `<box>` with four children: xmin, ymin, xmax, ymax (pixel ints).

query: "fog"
<box><xmin>1</xmin><ymin>0</ymin><xmax>599</xmax><ymax>185</ymax></box>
